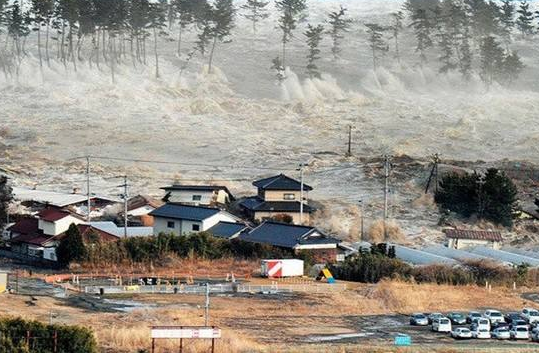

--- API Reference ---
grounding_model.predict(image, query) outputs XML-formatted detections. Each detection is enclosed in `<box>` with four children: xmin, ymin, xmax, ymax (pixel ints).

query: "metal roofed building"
<box><xmin>206</xmin><ymin>221</ymin><xmax>249</xmax><ymax>239</ymax></box>
<box><xmin>239</xmin><ymin>221</ymin><xmax>341</xmax><ymax>263</ymax></box>
<box><xmin>466</xmin><ymin>247</ymin><xmax>539</xmax><ymax>267</ymax></box>
<box><xmin>391</xmin><ymin>244</ymin><xmax>458</xmax><ymax>266</ymax></box>
<box><xmin>445</xmin><ymin>228</ymin><xmax>503</xmax><ymax>250</ymax></box>
<box><xmin>150</xmin><ymin>203</ymin><xmax>239</xmax><ymax>236</ymax></box>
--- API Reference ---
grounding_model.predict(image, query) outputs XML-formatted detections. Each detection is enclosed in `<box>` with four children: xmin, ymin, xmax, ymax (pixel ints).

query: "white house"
<box><xmin>36</xmin><ymin>209</ymin><xmax>85</xmax><ymax>236</ymax></box>
<box><xmin>150</xmin><ymin>203</ymin><xmax>239</xmax><ymax>236</ymax></box>
<box><xmin>161</xmin><ymin>185</ymin><xmax>234</xmax><ymax>207</ymax></box>
<box><xmin>445</xmin><ymin>229</ymin><xmax>503</xmax><ymax>250</ymax></box>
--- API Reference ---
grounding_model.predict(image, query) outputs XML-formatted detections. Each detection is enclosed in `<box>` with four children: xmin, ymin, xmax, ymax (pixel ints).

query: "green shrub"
<box><xmin>0</xmin><ymin>317</ymin><xmax>97</xmax><ymax>353</ymax></box>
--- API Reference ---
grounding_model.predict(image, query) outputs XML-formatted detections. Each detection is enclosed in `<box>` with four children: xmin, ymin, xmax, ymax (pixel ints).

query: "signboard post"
<box><xmin>150</xmin><ymin>326</ymin><xmax>221</xmax><ymax>353</ymax></box>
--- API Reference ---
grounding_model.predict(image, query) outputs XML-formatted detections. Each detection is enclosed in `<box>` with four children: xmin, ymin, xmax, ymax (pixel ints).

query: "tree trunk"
<box><xmin>37</xmin><ymin>25</ymin><xmax>43</xmax><ymax>73</ymax></box>
<box><xmin>208</xmin><ymin>36</ymin><xmax>217</xmax><ymax>74</ymax></box>
<box><xmin>177</xmin><ymin>24</ymin><xmax>182</xmax><ymax>57</ymax></box>
<box><xmin>110</xmin><ymin>36</ymin><xmax>115</xmax><ymax>84</ymax></box>
<box><xmin>153</xmin><ymin>28</ymin><xmax>159</xmax><ymax>78</ymax></box>
<box><xmin>45</xmin><ymin>21</ymin><xmax>50</xmax><ymax>67</ymax></box>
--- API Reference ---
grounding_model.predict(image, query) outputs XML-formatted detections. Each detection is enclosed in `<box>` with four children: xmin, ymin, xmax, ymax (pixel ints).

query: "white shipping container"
<box><xmin>261</xmin><ymin>259</ymin><xmax>304</xmax><ymax>278</ymax></box>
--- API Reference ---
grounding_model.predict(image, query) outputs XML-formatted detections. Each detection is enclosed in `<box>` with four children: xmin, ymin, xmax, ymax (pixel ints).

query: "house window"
<box><xmin>284</xmin><ymin>193</ymin><xmax>295</xmax><ymax>200</ymax></box>
<box><xmin>192</xmin><ymin>224</ymin><xmax>200</xmax><ymax>231</ymax></box>
<box><xmin>192</xmin><ymin>195</ymin><xmax>202</xmax><ymax>201</ymax></box>
<box><xmin>167</xmin><ymin>221</ymin><xmax>175</xmax><ymax>229</ymax></box>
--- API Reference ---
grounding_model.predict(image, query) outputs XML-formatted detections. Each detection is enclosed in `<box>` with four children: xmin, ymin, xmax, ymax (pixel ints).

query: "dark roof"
<box><xmin>207</xmin><ymin>221</ymin><xmax>248</xmax><ymax>239</ymax></box>
<box><xmin>37</xmin><ymin>208</ymin><xmax>72</xmax><ymax>222</ymax></box>
<box><xmin>149</xmin><ymin>203</ymin><xmax>222</xmax><ymax>221</ymax></box>
<box><xmin>445</xmin><ymin>229</ymin><xmax>503</xmax><ymax>242</ymax></box>
<box><xmin>10</xmin><ymin>232</ymin><xmax>54</xmax><ymax>246</ymax></box>
<box><xmin>253</xmin><ymin>174</ymin><xmax>313</xmax><ymax>191</ymax></box>
<box><xmin>8</xmin><ymin>217</ymin><xmax>39</xmax><ymax>235</ymax></box>
<box><xmin>240</xmin><ymin>221</ymin><xmax>340</xmax><ymax>249</ymax></box>
<box><xmin>240</xmin><ymin>197</ymin><xmax>314</xmax><ymax>213</ymax></box>
<box><xmin>161</xmin><ymin>184</ymin><xmax>233</xmax><ymax>194</ymax></box>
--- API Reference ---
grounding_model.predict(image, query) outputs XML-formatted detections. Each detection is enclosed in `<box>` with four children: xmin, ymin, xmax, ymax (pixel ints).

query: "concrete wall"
<box><xmin>263</xmin><ymin>190</ymin><xmax>306</xmax><ymax>202</ymax></box>
<box><xmin>167</xmin><ymin>190</ymin><xmax>216</xmax><ymax>206</ymax></box>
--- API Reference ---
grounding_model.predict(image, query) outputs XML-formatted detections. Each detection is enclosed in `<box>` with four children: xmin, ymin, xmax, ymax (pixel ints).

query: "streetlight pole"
<box><xmin>358</xmin><ymin>200</ymin><xmax>364</xmax><ymax>240</ymax></box>
<box><xmin>298</xmin><ymin>163</ymin><xmax>305</xmax><ymax>225</ymax></box>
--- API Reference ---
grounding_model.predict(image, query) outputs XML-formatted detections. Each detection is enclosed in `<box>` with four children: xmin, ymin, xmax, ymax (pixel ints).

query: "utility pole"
<box><xmin>204</xmin><ymin>283</ymin><xmax>210</xmax><ymax>326</ymax></box>
<box><xmin>425</xmin><ymin>153</ymin><xmax>440</xmax><ymax>194</ymax></box>
<box><xmin>119</xmin><ymin>176</ymin><xmax>129</xmax><ymax>238</ymax></box>
<box><xmin>86</xmin><ymin>156</ymin><xmax>91</xmax><ymax>222</ymax></box>
<box><xmin>358</xmin><ymin>200</ymin><xmax>365</xmax><ymax>240</ymax></box>
<box><xmin>298</xmin><ymin>163</ymin><xmax>305</xmax><ymax>225</ymax></box>
<box><xmin>383</xmin><ymin>155</ymin><xmax>391</xmax><ymax>240</ymax></box>
<box><xmin>346</xmin><ymin>125</ymin><xmax>354</xmax><ymax>157</ymax></box>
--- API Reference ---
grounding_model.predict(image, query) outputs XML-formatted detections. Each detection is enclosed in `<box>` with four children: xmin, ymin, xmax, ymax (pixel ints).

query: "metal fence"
<box><xmin>84</xmin><ymin>282</ymin><xmax>347</xmax><ymax>295</ymax></box>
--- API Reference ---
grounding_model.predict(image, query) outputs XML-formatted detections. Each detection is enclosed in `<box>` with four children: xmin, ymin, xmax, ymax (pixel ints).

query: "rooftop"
<box><xmin>149</xmin><ymin>203</ymin><xmax>222</xmax><ymax>222</ymax></box>
<box><xmin>240</xmin><ymin>221</ymin><xmax>339</xmax><ymax>249</ymax></box>
<box><xmin>445</xmin><ymin>229</ymin><xmax>503</xmax><ymax>242</ymax></box>
<box><xmin>127</xmin><ymin>195</ymin><xmax>164</xmax><ymax>212</ymax></box>
<box><xmin>37</xmin><ymin>208</ymin><xmax>73</xmax><ymax>222</ymax></box>
<box><xmin>13</xmin><ymin>187</ymin><xmax>119</xmax><ymax>208</ymax></box>
<box><xmin>240</xmin><ymin>197</ymin><xmax>314</xmax><ymax>213</ymax></box>
<box><xmin>253</xmin><ymin>174</ymin><xmax>313</xmax><ymax>191</ymax></box>
<box><xmin>207</xmin><ymin>221</ymin><xmax>248</xmax><ymax>239</ymax></box>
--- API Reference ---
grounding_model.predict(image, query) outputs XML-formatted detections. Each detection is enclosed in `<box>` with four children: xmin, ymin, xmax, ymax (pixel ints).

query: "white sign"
<box><xmin>151</xmin><ymin>327</ymin><xmax>221</xmax><ymax>339</ymax></box>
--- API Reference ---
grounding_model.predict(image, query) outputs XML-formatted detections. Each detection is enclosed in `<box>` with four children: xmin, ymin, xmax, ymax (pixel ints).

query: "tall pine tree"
<box><xmin>207</xmin><ymin>0</ymin><xmax>235</xmax><ymax>73</ymax></box>
<box><xmin>365</xmin><ymin>23</ymin><xmax>388</xmax><ymax>70</ymax></box>
<box><xmin>327</xmin><ymin>6</ymin><xmax>351</xmax><ymax>60</ymax></box>
<box><xmin>304</xmin><ymin>23</ymin><xmax>323</xmax><ymax>78</ymax></box>
<box><xmin>516</xmin><ymin>0</ymin><xmax>535</xmax><ymax>36</ymax></box>
<box><xmin>275</xmin><ymin>0</ymin><xmax>307</xmax><ymax>69</ymax></box>
<box><xmin>241</xmin><ymin>0</ymin><xmax>269</xmax><ymax>35</ymax></box>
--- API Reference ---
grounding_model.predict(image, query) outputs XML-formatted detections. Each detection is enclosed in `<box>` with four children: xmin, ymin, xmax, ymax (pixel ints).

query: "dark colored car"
<box><xmin>467</xmin><ymin>311</ymin><xmax>482</xmax><ymax>324</ymax></box>
<box><xmin>492</xmin><ymin>321</ymin><xmax>510</xmax><ymax>330</ymax></box>
<box><xmin>447</xmin><ymin>312</ymin><xmax>467</xmax><ymax>325</ymax></box>
<box><xmin>505</xmin><ymin>312</ymin><xmax>522</xmax><ymax>324</ymax></box>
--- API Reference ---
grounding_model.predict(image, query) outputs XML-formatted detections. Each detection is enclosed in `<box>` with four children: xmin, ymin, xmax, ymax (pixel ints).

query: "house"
<box><xmin>161</xmin><ymin>185</ymin><xmax>234</xmax><ymax>207</ymax></box>
<box><xmin>125</xmin><ymin>195</ymin><xmax>164</xmax><ymax>226</ymax></box>
<box><xmin>85</xmin><ymin>222</ymin><xmax>153</xmax><ymax>238</ymax></box>
<box><xmin>150</xmin><ymin>203</ymin><xmax>239</xmax><ymax>236</ymax></box>
<box><xmin>239</xmin><ymin>174</ymin><xmax>314</xmax><ymax>225</ymax></box>
<box><xmin>239</xmin><ymin>221</ymin><xmax>342</xmax><ymax>263</ymax></box>
<box><xmin>445</xmin><ymin>229</ymin><xmax>503</xmax><ymax>250</ymax></box>
<box><xmin>207</xmin><ymin>221</ymin><xmax>249</xmax><ymax>239</ymax></box>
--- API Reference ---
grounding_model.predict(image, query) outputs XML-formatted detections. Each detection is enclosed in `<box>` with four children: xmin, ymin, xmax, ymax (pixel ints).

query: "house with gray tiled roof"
<box><xmin>239</xmin><ymin>174</ymin><xmax>315</xmax><ymax>225</ymax></box>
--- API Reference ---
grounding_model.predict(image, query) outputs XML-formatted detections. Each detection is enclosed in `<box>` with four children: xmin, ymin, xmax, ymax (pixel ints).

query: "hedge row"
<box><xmin>0</xmin><ymin>317</ymin><xmax>97</xmax><ymax>353</ymax></box>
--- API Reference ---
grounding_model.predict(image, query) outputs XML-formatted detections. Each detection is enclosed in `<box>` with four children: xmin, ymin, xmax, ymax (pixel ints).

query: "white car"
<box><xmin>522</xmin><ymin>308</ymin><xmax>539</xmax><ymax>324</ymax></box>
<box><xmin>484</xmin><ymin>310</ymin><xmax>505</xmax><ymax>324</ymax></box>
<box><xmin>451</xmin><ymin>327</ymin><xmax>472</xmax><ymax>339</ymax></box>
<box><xmin>471</xmin><ymin>318</ymin><xmax>491</xmax><ymax>331</ymax></box>
<box><xmin>432</xmin><ymin>317</ymin><xmax>452</xmax><ymax>333</ymax></box>
<box><xmin>492</xmin><ymin>327</ymin><xmax>510</xmax><ymax>340</ymax></box>
<box><xmin>471</xmin><ymin>328</ymin><xmax>491</xmax><ymax>339</ymax></box>
<box><xmin>510</xmin><ymin>326</ymin><xmax>530</xmax><ymax>340</ymax></box>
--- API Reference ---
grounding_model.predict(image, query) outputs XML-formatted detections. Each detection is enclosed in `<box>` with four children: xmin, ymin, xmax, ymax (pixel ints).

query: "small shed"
<box><xmin>445</xmin><ymin>229</ymin><xmax>503</xmax><ymax>250</ymax></box>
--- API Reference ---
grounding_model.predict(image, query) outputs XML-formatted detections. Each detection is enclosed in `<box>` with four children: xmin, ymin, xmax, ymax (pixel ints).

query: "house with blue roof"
<box><xmin>239</xmin><ymin>174</ymin><xmax>315</xmax><ymax>225</ymax></box>
<box><xmin>206</xmin><ymin>221</ymin><xmax>249</xmax><ymax>239</ymax></box>
<box><xmin>150</xmin><ymin>203</ymin><xmax>239</xmax><ymax>236</ymax></box>
<box><xmin>240</xmin><ymin>221</ymin><xmax>342</xmax><ymax>263</ymax></box>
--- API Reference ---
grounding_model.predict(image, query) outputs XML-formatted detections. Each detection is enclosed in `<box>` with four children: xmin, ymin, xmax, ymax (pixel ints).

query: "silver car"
<box><xmin>510</xmin><ymin>326</ymin><xmax>529</xmax><ymax>340</ymax></box>
<box><xmin>492</xmin><ymin>327</ymin><xmax>510</xmax><ymax>340</ymax></box>
<box><xmin>451</xmin><ymin>327</ymin><xmax>472</xmax><ymax>339</ymax></box>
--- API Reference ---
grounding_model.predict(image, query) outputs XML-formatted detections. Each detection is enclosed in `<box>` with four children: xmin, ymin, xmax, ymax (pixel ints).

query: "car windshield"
<box><xmin>452</xmin><ymin>314</ymin><xmax>463</xmax><ymax>318</ymax></box>
<box><xmin>414</xmin><ymin>314</ymin><xmax>426</xmax><ymax>318</ymax></box>
<box><xmin>517</xmin><ymin>327</ymin><xmax>528</xmax><ymax>332</ymax></box>
<box><xmin>460</xmin><ymin>329</ymin><xmax>470</xmax><ymax>333</ymax></box>
<box><xmin>471</xmin><ymin>313</ymin><xmax>481</xmax><ymax>317</ymax></box>
<box><xmin>497</xmin><ymin>329</ymin><xmax>508</xmax><ymax>332</ymax></box>
<box><xmin>530</xmin><ymin>311</ymin><xmax>539</xmax><ymax>317</ymax></box>
<box><xmin>440</xmin><ymin>319</ymin><xmax>450</xmax><ymax>324</ymax></box>
<box><xmin>479</xmin><ymin>329</ymin><xmax>489</xmax><ymax>333</ymax></box>
<box><xmin>490</xmin><ymin>312</ymin><xmax>502</xmax><ymax>317</ymax></box>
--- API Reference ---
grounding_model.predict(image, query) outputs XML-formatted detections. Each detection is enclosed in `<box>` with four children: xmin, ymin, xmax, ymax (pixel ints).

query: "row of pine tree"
<box><xmin>0</xmin><ymin>0</ymin><xmax>537</xmax><ymax>85</ymax></box>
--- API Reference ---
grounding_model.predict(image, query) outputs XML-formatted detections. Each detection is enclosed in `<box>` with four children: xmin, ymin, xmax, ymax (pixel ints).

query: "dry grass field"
<box><xmin>2</xmin><ymin>279</ymin><xmax>539</xmax><ymax>352</ymax></box>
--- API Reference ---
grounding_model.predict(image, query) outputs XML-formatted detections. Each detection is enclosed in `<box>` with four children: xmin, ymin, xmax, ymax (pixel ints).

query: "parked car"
<box><xmin>428</xmin><ymin>313</ymin><xmax>444</xmax><ymax>324</ymax></box>
<box><xmin>491</xmin><ymin>327</ymin><xmax>511</xmax><ymax>340</ymax></box>
<box><xmin>484</xmin><ymin>310</ymin><xmax>505</xmax><ymax>324</ymax></box>
<box><xmin>505</xmin><ymin>312</ymin><xmax>522</xmax><ymax>324</ymax></box>
<box><xmin>510</xmin><ymin>320</ymin><xmax>529</xmax><ymax>329</ymax></box>
<box><xmin>467</xmin><ymin>311</ymin><xmax>482</xmax><ymax>324</ymax></box>
<box><xmin>531</xmin><ymin>329</ymin><xmax>539</xmax><ymax>342</ymax></box>
<box><xmin>471</xmin><ymin>328</ymin><xmax>491</xmax><ymax>339</ymax></box>
<box><xmin>510</xmin><ymin>326</ymin><xmax>530</xmax><ymax>340</ymax></box>
<box><xmin>447</xmin><ymin>312</ymin><xmax>466</xmax><ymax>325</ymax></box>
<box><xmin>451</xmin><ymin>327</ymin><xmax>472</xmax><ymax>339</ymax></box>
<box><xmin>432</xmin><ymin>318</ymin><xmax>452</xmax><ymax>333</ymax></box>
<box><xmin>522</xmin><ymin>308</ymin><xmax>539</xmax><ymax>324</ymax></box>
<box><xmin>410</xmin><ymin>313</ymin><xmax>429</xmax><ymax>326</ymax></box>
<box><xmin>470</xmin><ymin>318</ymin><xmax>490</xmax><ymax>332</ymax></box>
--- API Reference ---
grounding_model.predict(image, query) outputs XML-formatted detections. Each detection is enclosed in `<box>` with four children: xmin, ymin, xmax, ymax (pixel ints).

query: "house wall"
<box><xmin>254</xmin><ymin>211</ymin><xmax>310</xmax><ymax>225</ymax></box>
<box><xmin>38</xmin><ymin>216</ymin><xmax>84</xmax><ymax>236</ymax></box>
<box><xmin>153</xmin><ymin>217</ymin><xmax>203</xmax><ymax>236</ymax></box>
<box><xmin>43</xmin><ymin>248</ymin><xmax>57</xmax><ymax>261</ymax></box>
<box><xmin>448</xmin><ymin>238</ymin><xmax>500</xmax><ymax>250</ymax></box>
<box><xmin>216</xmin><ymin>190</ymin><xmax>232</xmax><ymax>204</ymax></box>
<box><xmin>263</xmin><ymin>190</ymin><xmax>308</xmax><ymax>202</ymax></box>
<box><xmin>166</xmin><ymin>190</ymin><xmax>216</xmax><ymax>206</ymax></box>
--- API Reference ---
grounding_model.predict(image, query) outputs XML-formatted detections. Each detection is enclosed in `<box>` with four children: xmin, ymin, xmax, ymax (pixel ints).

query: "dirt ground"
<box><xmin>2</xmin><ymin>276</ymin><xmax>539</xmax><ymax>352</ymax></box>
